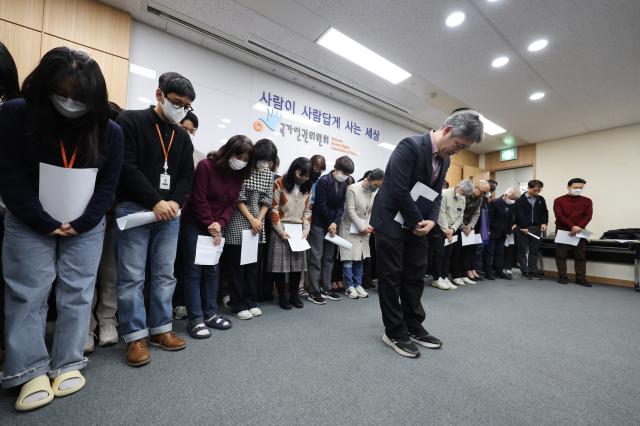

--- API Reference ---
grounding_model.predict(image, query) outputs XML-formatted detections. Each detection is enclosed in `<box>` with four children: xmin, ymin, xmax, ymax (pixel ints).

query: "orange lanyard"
<box><xmin>60</xmin><ymin>141</ymin><xmax>78</xmax><ymax>169</ymax></box>
<box><xmin>155</xmin><ymin>124</ymin><xmax>175</xmax><ymax>172</ymax></box>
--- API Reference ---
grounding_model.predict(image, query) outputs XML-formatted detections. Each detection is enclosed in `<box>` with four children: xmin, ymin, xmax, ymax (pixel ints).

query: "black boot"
<box><xmin>276</xmin><ymin>283</ymin><xmax>292</xmax><ymax>310</ymax></box>
<box><xmin>289</xmin><ymin>282</ymin><xmax>304</xmax><ymax>309</ymax></box>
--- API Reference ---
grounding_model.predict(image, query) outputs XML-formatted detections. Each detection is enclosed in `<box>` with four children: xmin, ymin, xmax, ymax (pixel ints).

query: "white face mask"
<box><xmin>570</xmin><ymin>189</ymin><xmax>583</xmax><ymax>196</ymax></box>
<box><xmin>50</xmin><ymin>94</ymin><xmax>89</xmax><ymax>118</ymax></box>
<box><xmin>161</xmin><ymin>95</ymin><xmax>188</xmax><ymax>124</ymax></box>
<box><xmin>334</xmin><ymin>173</ymin><xmax>348</xmax><ymax>183</ymax></box>
<box><xmin>505</xmin><ymin>198</ymin><xmax>516</xmax><ymax>205</ymax></box>
<box><xmin>257</xmin><ymin>161</ymin><xmax>270</xmax><ymax>171</ymax></box>
<box><xmin>229</xmin><ymin>158</ymin><xmax>247</xmax><ymax>171</ymax></box>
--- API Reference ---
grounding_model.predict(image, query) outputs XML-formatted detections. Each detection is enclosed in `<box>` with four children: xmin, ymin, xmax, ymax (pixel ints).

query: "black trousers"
<box><xmin>515</xmin><ymin>226</ymin><xmax>541</xmax><ymax>274</ymax></box>
<box><xmin>0</xmin><ymin>210</ymin><xmax>4</xmax><ymax>351</ymax></box>
<box><xmin>504</xmin><ymin>244</ymin><xmax>515</xmax><ymax>269</ymax></box>
<box><xmin>486</xmin><ymin>236</ymin><xmax>506</xmax><ymax>273</ymax></box>
<box><xmin>226</xmin><ymin>244</ymin><xmax>262</xmax><ymax>313</ymax></box>
<box><xmin>375</xmin><ymin>232</ymin><xmax>429</xmax><ymax>340</ymax></box>
<box><xmin>430</xmin><ymin>228</ymin><xmax>461</xmax><ymax>279</ymax></box>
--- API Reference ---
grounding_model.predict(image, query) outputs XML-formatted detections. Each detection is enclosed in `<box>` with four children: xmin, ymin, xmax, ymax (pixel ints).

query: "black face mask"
<box><xmin>310</xmin><ymin>170</ymin><xmax>321</xmax><ymax>182</ymax></box>
<box><xmin>295</xmin><ymin>178</ymin><xmax>308</xmax><ymax>186</ymax></box>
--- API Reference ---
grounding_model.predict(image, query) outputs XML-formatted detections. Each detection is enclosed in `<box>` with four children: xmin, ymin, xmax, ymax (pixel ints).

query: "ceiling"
<box><xmin>100</xmin><ymin>0</ymin><xmax>640</xmax><ymax>154</ymax></box>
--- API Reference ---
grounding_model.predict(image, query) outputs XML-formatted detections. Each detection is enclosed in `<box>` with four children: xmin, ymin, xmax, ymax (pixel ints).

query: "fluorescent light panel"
<box><xmin>479</xmin><ymin>115</ymin><xmax>506</xmax><ymax>135</ymax></box>
<box><xmin>316</xmin><ymin>28</ymin><xmax>411</xmax><ymax>85</ymax></box>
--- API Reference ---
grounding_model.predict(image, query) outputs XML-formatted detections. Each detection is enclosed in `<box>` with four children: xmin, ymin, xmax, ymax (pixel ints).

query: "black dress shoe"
<box><xmin>485</xmin><ymin>272</ymin><xmax>496</xmax><ymax>280</ymax></box>
<box><xmin>558</xmin><ymin>275</ymin><xmax>569</xmax><ymax>284</ymax></box>
<box><xmin>575</xmin><ymin>278</ymin><xmax>592</xmax><ymax>287</ymax></box>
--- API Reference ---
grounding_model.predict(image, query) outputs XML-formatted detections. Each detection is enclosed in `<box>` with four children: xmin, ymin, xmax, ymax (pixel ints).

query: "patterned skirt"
<box><xmin>268</xmin><ymin>229</ymin><xmax>308</xmax><ymax>273</ymax></box>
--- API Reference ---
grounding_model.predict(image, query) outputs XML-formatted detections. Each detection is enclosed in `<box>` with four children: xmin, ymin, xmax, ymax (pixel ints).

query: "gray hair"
<box><xmin>440</xmin><ymin>110</ymin><xmax>484</xmax><ymax>144</ymax></box>
<box><xmin>504</xmin><ymin>186</ymin><xmax>520</xmax><ymax>197</ymax></box>
<box><xmin>457</xmin><ymin>179</ymin><xmax>473</xmax><ymax>195</ymax></box>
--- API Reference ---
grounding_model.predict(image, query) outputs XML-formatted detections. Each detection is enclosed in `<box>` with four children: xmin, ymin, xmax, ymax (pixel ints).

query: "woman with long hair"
<box><xmin>0</xmin><ymin>47</ymin><xmax>123</xmax><ymax>411</ymax></box>
<box><xmin>180</xmin><ymin>135</ymin><xmax>253</xmax><ymax>339</ymax></box>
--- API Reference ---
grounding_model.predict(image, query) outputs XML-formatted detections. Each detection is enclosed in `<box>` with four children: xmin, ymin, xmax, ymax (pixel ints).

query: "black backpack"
<box><xmin>600</xmin><ymin>228</ymin><xmax>640</xmax><ymax>240</ymax></box>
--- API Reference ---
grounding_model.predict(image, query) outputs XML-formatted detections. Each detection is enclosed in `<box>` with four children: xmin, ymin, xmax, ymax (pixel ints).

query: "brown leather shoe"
<box><xmin>127</xmin><ymin>339</ymin><xmax>151</xmax><ymax>367</ymax></box>
<box><xmin>149</xmin><ymin>332</ymin><xmax>186</xmax><ymax>351</ymax></box>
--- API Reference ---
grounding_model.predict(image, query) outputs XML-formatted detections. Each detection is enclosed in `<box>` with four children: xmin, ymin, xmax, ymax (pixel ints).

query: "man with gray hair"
<box><xmin>487</xmin><ymin>186</ymin><xmax>520</xmax><ymax>280</ymax></box>
<box><xmin>371</xmin><ymin>110</ymin><xmax>483</xmax><ymax>358</ymax></box>
<box><xmin>431</xmin><ymin>180</ymin><xmax>472</xmax><ymax>290</ymax></box>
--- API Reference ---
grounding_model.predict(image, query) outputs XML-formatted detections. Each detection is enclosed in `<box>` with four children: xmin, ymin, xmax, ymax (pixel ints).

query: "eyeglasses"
<box><xmin>164</xmin><ymin>93</ymin><xmax>194</xmax><ymax>113</ymax></box>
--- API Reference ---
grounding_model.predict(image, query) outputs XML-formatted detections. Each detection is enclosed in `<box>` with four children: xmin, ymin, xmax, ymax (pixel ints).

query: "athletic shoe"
<box><xmin>355</xmin><ymin>285</ymin><xmax>369</xmax><ymax>298</ymax></box>
<box><xmin>444</xmin><ymin>278</ymin><xmax>458</xmax><ymax>290</ymax></box>
<box><xmin>98</xmin><ymin>324</ymin><xmax>119</xmax><ymax>346</ymax></box>
<box><xmin>345</xmin><ymin>288</ymin><xmax>359</xmax><ymax>299</ymax></box>
<box><xmin>431</xmin><ymin>278</ymin><xmax>450</xmax><ymax>290</ymax></box>
<box><xmin>298</xmin><ymin>287</ymin><xmax>309</xmax><ymax>298</ymax></box>
<box><xmin>504</xmin><ymin>269</ymin><xmax>513</xmax><ymax>278</ymax></box>
<box><xmin>307</xmin><ymin>292</ymin><xmax>326</xmax><ymax>305</ymax></box>
<box><xmin>382</xmin><ymin>334</ymin><xmax>420</xmax><ymax>358</ymax></box>
<box><xmin>409</xmin><ymin>331</ymin><xmax>443</xmax><ymax>349</ymax></box>
<box><xmin>522</xmin><ymin>272</ymin><xmax>533</xmax><ymax>280</ymax></box>
<box><xmin>462</xmin><ymin>277</ymin><xmax>476</xmax><ymax>285</ymax></box>
<box><xmin>452</xmin><ymin>278</ymin><xmax>466</xmax><ymax>286</ymax></box>
<box><xmin>235</xmin><ymin>310</ymin><xmax>253</xmax><ymax>320</ymax></box>
<box><xmin>532</xmin><ymin>272</ymin><xmax>544</xmax><ymax>280</ymax></box>
<box><xmin>173</xmin><ymin>305</ymin><xmax>188</xmax><ymax>320</ymax></box>
<box><xmin>321</xmin><ymin>290</ymin><xmax>341</xmax><ymax>301</ymax></box>
<box><xmin>249</xmin><ymin>307</ymin><xmax>262</xmax><ymax>317</ymax></box>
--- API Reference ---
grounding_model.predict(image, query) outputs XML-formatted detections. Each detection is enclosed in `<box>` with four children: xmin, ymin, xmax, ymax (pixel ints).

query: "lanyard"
<box><xmin>155</xmin><ymin>123</ymin><xmax>175</xmax><ymax>172</ymax></box>
<box><xmin>60</xmin><ymin>141</ymin><xmax>78</xmax><ymax>169</ymax></box>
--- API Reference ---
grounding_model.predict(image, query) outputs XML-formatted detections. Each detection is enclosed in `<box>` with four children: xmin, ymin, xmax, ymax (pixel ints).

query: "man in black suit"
<box><xmin>486</xmin><ymin>187</ymin><xmax>520</xmax><ymax>279</ymax></box>
<box><xmin>370</xmin><ymin>110</ymin><xmax>484</xmax><ymax>358</ymax></box>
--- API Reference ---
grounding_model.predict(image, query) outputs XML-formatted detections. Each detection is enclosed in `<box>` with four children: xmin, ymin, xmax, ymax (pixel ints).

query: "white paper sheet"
<box><xmin>240</xmin><ymin>229</ymin><xmax>259</xmax><ymax>265</ymax></box>
<box><xmin>444</xmin><ymin>235</ymin><xmax>458</xmax><ymax>247</ymax></box>
<box><xmin>461</xmin><ymin>231</ymin><xmax>481</xmax><ymax>246</ymax></box>
<box><xmin>194</xmin><ymin>236</ymin><xmax>225</xmax><ymax>265</ymax></box>
<box><xmin>284</xmin><ymin>223</ymin><xmax>311</xmax><ymax>252</ymax></box>
<box><xmin>504</xmin><ymin>234</ymin><xmax>515</xmax><ymax>247</ymax></box>
<box><xmin>577</xmin><ymin>229</ymin><xmax>593</xmax><ymax>239</ymax></box>
<box><xmin>528</xmin><ymin>232</ymin><xmax>541</xmax><ymax>240</ymax></box>
<box><xmin>554</xmin><ymin>230</ymin><xmax>580</xmax><ymax>246</ymax></box>
<box><xmin>394</xmin><ymin>182</ymin><xmax>439</xmax><ymax>226</ymax></box>
<box><xmin>116</xmin><ymin>209</ymin><xmax>182</xmax><ymax>231</ymax></box>
<box><xmin>325</xmin><ymin>232</ymin><xmax>353</xmax><ymax>250</ymax></box>
<box><xmin>394</xmin><ymin>212</ymin><xmax>405</xmax><ymax>226</ymax></box>
<box><xmin>39</xmin><ymin>163</ymin><xmax>97</xmax><ymax>223</ymax></box>
<box><xmin>350</xmin><ymin>222</ymin><xmax>360</xmax><ymax>234</ymax></box>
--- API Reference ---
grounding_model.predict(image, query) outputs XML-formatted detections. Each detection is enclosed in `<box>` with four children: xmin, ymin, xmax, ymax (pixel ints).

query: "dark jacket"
<box><xmin>311</xmin><ymin>172</ymin><xmax>347</xmax><ymax>229</ymax></box>
<box><xmin>488</xmin><ymin>197</ymin><xmax>514</xmax><ymax>239</ymax></box>
<box><xmin>514</xmin><ymin>193</ymin><xmax>549</xmax><ymax>229</ymax></box>
<box><xmin>370</xmin><ymin>133</ymin><xmax>449</xmax><ymax>240</ymax></box>
<box><xmin>0</xmin><ymin>98</ymin><xmax>124</xmax><ymax>234</ymax></box>
<box><xmin>116</xmin><ymin>107</ymin><xmax>194</xmax><ymax>209</ymax></box>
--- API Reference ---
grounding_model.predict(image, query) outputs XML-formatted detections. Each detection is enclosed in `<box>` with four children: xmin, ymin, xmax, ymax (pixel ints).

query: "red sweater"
<box><xmin>553</xmin><ymin>194</ymin><xmax>593</xmax><ymax>231</ymax></box>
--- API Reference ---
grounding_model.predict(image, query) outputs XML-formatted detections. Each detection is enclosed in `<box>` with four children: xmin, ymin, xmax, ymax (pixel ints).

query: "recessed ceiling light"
<box><xmin>316</xmin><ymin>27</ymin><xmax>411</xmax><ymax>84</ymax></box>
<box><xmin>221</xmin><ymin>118</ymin><xmax>231</xmax><ymax>123</ymax></box>
<box><xmin>529</xmin><ymin>92</ymin><xmax>545</xmax><ymax>101</ymax></box>
<box><xmin>487</xmin><ymin>0</ymin><xmax>499</xmax><ymax>3</ymax></box>
<box><xmin>528</xmin><ymin>39</ymin><xmax>548</xmax><ymax>52</ymax></box>
<box><xmin>491</xmin><ymin>56</ymin><xmax>509</xmax><ymax>68</ymax></box>
<box><xmin>217</xmin><ymin>124</ymin><xmax>226</xmax><ymax>128</ymax></box>
<box><xmin>479</xmin><ymin>115</ymin><xmax>506</xmax><ymax>135</ymax></box>
<box><xmin>446</xmin><ymin>11</ymin><xmax>466</xmax><ymax>28</ymax></box>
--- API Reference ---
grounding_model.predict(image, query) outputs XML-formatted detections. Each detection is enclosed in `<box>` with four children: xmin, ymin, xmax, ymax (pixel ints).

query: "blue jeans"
<box><xmin>115</xmin><ymin>202</ymin><xmax>179</xmax><ymax>343</ymax></box>
<box><xmin>180</xmin><ymin>223</ymin><xmax>220</xmax><ymax>326</ymax></box>
<box><xmin>1</xmin><ymin>211</ymin><xmax>104</xmax><ymax>388</ymax></box>
<box><xmin>343</xmin><ymin>260</ymin><xmax>364</xmax><ymax>288</ymax></box>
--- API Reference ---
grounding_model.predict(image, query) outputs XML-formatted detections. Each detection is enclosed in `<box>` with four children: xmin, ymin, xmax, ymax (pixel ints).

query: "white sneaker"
<box><xmin>235</xmin><ymin>310</ymin><xmax>253</xmax><ymax>320</ymax></box>
<box><xmin>453</xmin><ymin>278</ymin><xmax>466</xmax><ymax>286</ymax></box>
<box><xmin>431</xmin><ymin>278</ymin><xmax>450</xmax><ymax>290</ymax></box>
<box><xmin>84</xmin><ymin>333</ymin><xmax>95</xmax><ymax>354</ymax></box>
<box><xmin>249</xmin><ymin>307</ymin><xmax>262</xmax><ymax>317</ymax></box>
<box><xmin>98</xmin><ymin>324</ymin><xmax>118</xmax><ymax>346</ymax></box>
<box><xmin>222</xmin><ymin>295</ymin><xmax>231</xmax><ymax>308</ymax></box>
<box><xmin>345</xmin><ymin>288</ymin><xmax>359</xmax><ymax>299</ymax></box>
<box><xmin>444</xmin><ymin>278</ymin><xmax>458</xmax><ymax>290</ymax></box>
<box><xmin>355</xmin><ymin>285</ymin><xmax>369</xmax><ymax>298</ymax></box>
<box><xmin>462</xmin><ymin>277</ymin><xmax>476</xmax><ymax>285</ymax></box>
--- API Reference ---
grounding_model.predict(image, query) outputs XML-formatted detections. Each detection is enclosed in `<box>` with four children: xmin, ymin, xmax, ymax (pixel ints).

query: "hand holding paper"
<box><xmin>325</xmin><ymin>233</ymin><xmax>353</xmax><ymax>250</ymax></box>
<box><xmin>117</xmin><ymin>210</ymin><xmax>182</xmax><ymax>231</ymax></box>
<box><xmin>554</xmin><ymin>230</ymin><xmax>579</xmax><ymax>246</ymax></box>
<box><xmin>194</xmin><ymin>236</ymin><xmax>225</xmax><ymax>265</ymax></box>
<box><xmin>284</xmin><ymin>224</ymin><xmax>311</xmax><ymax>252</ymax></box>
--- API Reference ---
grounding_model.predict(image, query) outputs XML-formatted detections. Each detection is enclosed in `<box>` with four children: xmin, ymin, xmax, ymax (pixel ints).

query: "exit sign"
<box><xmin>500</xmin><ymin>147</ymin><xmax>518</xmax><ymax>161</ymax></box>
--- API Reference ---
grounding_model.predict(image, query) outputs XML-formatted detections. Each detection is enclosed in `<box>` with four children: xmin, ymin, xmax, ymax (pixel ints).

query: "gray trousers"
<box><xmin>89</xmin><ymin>215</ymin><xmax>118</xmax><ymax>333</ymax></box>
<box><xmin>307</xmin><ymin>224</ymin><xmax>336</xmax><ymax>294</ymax></box>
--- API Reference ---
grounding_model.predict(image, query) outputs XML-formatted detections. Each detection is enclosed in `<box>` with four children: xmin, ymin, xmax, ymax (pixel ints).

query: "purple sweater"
<box><xmin>181</xmin><ymin>159</ymin><xmax>244</xmax><ymax>230</ymax></box>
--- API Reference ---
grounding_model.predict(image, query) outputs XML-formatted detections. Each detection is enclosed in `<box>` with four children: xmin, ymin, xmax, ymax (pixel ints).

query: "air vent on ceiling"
<box><xmin>146</xmin><ymin>5</ymin><xmax>431</xmax><ymax>131</ymax></box>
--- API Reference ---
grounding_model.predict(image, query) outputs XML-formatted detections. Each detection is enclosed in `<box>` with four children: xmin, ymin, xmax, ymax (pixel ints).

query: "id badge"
<box><xmin>159</xmin><ymin>173</ymin><xmax>171</xmax><ymax>190</ymax></box>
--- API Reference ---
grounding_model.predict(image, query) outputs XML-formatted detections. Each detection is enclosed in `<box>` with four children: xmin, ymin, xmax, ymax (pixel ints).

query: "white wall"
<box><xmin>495</xmin><ymin>166</ymin><xmax>533</xmax><ymax>197</ymax></box>
<box><xmin>126</xmin><ymin>22</ymin><xmax>417</xmax><ymax>177</ymax></box>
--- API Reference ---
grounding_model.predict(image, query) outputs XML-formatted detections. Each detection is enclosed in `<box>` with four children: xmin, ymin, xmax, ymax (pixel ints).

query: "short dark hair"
<box><xmin>310</xmin><ymin>154</ymin><xmax>326</xmax><ymax>171</ymax></box>
<box><xmin>568</xmin><ymin>178</ymin><xmax>586</xmax><ymax>186</ymax></box>
<box><xmin>487</xmin><ymin>179</ymin><xmax>498</xmax><ymax>192</ymax></box>
<box><xmin>181</xmin><ymin>111</ymin><xmax>198</xmax><ymax>128</ymax></box>
<box><xmin>253</xmin><ymin>138</ymin><xmax>278</xmax><ymax>163</ymax></box>
<box><xmin>158</xmin><ymin>72</ymin><xmax>195</xmax><ymax>101</ymax></box>
<box><xmin>367</xmin><ymin>168</ymin><xmax>385</xmax><ymax>181</ymax></box>
<box><xmin>334</xmin><ymin>156</ymin><xmax>355</xmax><ymax>174</ymax></box>
<box><xmin>207</xmin><ymin>135</ymin><xmax>253</xmax><ymax>179</ymax></box>
<box><xmin>528</xmin><ymin>179</ymin><xmax>544</xmax><ymax>189</ymax></box>
<box><xmin>283</xmin><ymin>157</ymin><xmax>312</xmax><ymax>194</ymax></box>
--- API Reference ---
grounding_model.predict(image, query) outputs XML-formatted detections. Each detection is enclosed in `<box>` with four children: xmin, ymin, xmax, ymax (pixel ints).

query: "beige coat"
<box><xmin>339</xmin><ymin>181</ymin><xmax>376</xmax><ymax>261</ymax></box>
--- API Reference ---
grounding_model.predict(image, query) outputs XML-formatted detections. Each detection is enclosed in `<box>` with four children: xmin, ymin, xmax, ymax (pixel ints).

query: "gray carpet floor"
<box><xmin>2</xmin><ymin>277</ymin><xmax>640</xmax><ymax>425</ymax></box>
